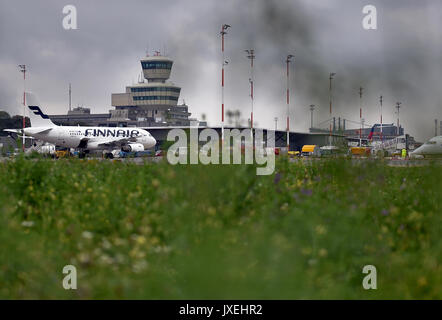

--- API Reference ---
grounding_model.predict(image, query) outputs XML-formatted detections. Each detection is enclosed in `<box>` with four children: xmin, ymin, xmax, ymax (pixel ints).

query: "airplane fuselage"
<box><xmin>23</xmin><ymin>126</ymin><xmax>156</xmax><ymax>150</ymax></box>
<box><xmin>411</xmin><ymin>136</ymin><xmax>442</xmax><ymax>158</ymax></box>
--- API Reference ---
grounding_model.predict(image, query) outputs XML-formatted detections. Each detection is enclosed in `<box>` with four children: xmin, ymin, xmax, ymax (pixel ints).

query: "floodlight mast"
<box><xmin>245</xmin><ymin>49</ymin><xmax>255</xmax><ymax>143</ymax></box>
<box><xmin>395</xmin><ymin>102</ymin><xmax>402</xmax><ymax>136</ymax></box>
<box><xmin>359</xmin><ymin>87</ymin><xmax>363</xmax><ymax>146</ymax></box>
<box><xmin>18</xmin><ymin>64</ymin><xmax>26</xmax><ymax>152</ymax></box>
<box><xmin>380</xmin><ymin>95</ymin><xmax>383</xmax><ymax>142</ymax></box>
<box><xmin>69</xmin><ymin>83</ymin><xmax>72</xmax><ymax>112</ymax></box>
<box><xmin>286</xmin><ymin>54</ymin><xmax>294</xmax><ymax>150</ymax></box>
<box><xmin>329</xmin><ymin>73</ymin><xmax>336</xmax><ymax>146</ymax></box>
<box><xmin>220</xmin><ymin>24</ymin><xmax>230</xmax><ymax>145</ymax></box>
<box><xmin>309</xmin><ymin>104</ymin><xmax>315</xmax><ymax>129</ymax></box>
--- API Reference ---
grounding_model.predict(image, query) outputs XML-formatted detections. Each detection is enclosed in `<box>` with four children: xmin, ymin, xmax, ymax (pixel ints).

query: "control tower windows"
<box><xmin>141</xmin><ymin>61</ymin><xmax>173</xmax><ymax>69</ymax></box>
<box><xmin>133</xmin><ymin>96</ymin><xmax>179</xmax><ymax>101</ymax></box>
<box><xmin>130</xmin><ymin>87</ymin><xmax>180</xmax><ymax>93</ymax></box>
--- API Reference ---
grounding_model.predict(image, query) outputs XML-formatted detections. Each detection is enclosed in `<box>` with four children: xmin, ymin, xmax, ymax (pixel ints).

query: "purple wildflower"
<box><xmin>274</xmin><ymin>172</ymin><xmax>281</xmax><ymax>184</ymax></box>
<box><xmin>300</xmin><ymin>188</ymin><xmax>313</xmax><ymax>197</ymax></box>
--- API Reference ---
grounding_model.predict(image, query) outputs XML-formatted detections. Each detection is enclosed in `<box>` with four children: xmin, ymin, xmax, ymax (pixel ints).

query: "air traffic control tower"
<box><xmin>110</xmin><ymin>53</ymin><xmax>191</xmax><ymax>126</ymax></box>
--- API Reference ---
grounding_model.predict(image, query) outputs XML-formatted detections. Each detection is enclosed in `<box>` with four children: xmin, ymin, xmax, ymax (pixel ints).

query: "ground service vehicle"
<box><xmin>301</xmin><ymin>145</ymin><xmax>321</xmax><ymax>157</ymax></box>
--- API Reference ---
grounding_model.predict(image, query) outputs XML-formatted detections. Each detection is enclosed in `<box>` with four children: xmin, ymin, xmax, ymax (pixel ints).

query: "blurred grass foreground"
<box><xmin>0</xmin><ymin>157</ymin><xmax>440</xmax><ymax>299</ymax></box>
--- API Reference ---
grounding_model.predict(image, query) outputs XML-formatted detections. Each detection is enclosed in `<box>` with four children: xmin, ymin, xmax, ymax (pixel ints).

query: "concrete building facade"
<box><xmin>343</xmin><ymin>123</ymin><xmax>404</xmax><ymax>141</ymax></box>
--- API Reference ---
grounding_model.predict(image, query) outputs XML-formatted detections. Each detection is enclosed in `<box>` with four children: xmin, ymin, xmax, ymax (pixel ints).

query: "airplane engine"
<box><xmin>39</xmin><ymin>145</ymin><xmax>56</xmax><ymax>154</ymax></box>
<box><xmin>122</xmin><ymin>143</ymin><xmax>144</xmax><ymax>152</ymax></box>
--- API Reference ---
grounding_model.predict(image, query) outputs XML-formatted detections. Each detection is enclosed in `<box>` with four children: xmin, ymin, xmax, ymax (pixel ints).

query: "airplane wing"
<box><xmin>32</xmin><ymin>128</ymin><xmax>53</xmax><ymax>135</ymax></box>
<box><xmin>95</xmin><ymin>136</ymin><xmax>138</xmax><ymax>148</ymax></box>
<box><xmin>2</xmin><ymin>129</ymin><xmax>31</xmax><ymax>139</ymax></box>
<box><xmin>3</xmin><ymin>129</ymin><xmax>22</xmax><ymax>134</ymax></box>
<box><xmin>3</xmin><ymin>128</ymin><xmax>53</xmax><ymax>135</ymax></box>
<box><xmin>80</xmin><ymin>136</ymin><xmax>139</xmax><ymax>149</ymax></box>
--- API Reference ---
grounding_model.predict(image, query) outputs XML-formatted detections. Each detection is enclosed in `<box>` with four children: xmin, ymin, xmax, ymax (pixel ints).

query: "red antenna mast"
<box><xmin>359</xmin><ymin>87</ymin><xmax>363</xmax><ymax>146</ymax></box>
<box><xmin>245</xmin><ymin>49</ymin><xmax>255</xmax><ymax>142</ymax></box>
<box><xmin>18</xmin><ymin>64</ymin><xmax>26</xmax><ymax>152</ymax></box>
<box><xmin>220</xmin><ymin>24</ymin><xmax>231</xmax><ymax>145</ymax></box>
<box><xmin>286</xmin><ymin>55</ymin><xmax>294</xmax><ymax>150</ymax></box>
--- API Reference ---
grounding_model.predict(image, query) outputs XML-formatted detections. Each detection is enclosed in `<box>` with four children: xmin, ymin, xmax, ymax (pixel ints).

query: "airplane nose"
<box><xmin>150</xmin><ymin>136</ymin><xmax>157</xmax><ymax>148</ymax></box>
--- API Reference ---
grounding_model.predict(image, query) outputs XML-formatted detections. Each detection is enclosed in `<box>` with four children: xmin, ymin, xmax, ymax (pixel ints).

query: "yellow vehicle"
<box><xmin>288</xmin><ymin>150</ymin><xmax>300</xmax><ymax>157</ymax></box>
<box><xmin>54</xmin><ymin>150</ymin><xmax>70</xmax><ymax>158</ymax></box>
<box><xmin>350</xmin><ymin>147</ymin><xmax>371</xmax><ymax>157</ymax></box>
<box><xmin>301</xmin><ymin>145</ymin><xmax>321</xmax><ymax>157</ymax></box>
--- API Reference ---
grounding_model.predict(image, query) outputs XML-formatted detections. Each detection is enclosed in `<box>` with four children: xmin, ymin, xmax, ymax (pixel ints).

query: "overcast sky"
<box><xmin>1</xmin><ymin>0</ymin><xmax>441</xmax><ymax>141</ymax></box>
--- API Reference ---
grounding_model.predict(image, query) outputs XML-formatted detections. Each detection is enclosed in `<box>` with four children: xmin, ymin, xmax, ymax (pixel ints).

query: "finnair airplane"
<box><xmin>410</xmin><ymin>136</ymin><xmax>442</xmax><ymax>158</ymax></box>
<box><xmin>4</xmin><ymin>93</ymin><xmax>156</xmax><ymax>158</ymax></box>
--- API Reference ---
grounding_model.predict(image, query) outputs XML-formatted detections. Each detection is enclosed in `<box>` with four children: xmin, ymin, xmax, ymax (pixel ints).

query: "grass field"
<box><xmin>0</xmin><ymin>157</ymin><xmax>440</xmax><ymax>299</ymax></box>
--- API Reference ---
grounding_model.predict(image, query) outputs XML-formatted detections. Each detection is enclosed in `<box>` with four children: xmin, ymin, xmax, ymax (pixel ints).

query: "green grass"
<box><xmin>0</xmin><ymin>157</ymin><xmax>440</xmax><ymax>299</ymax></box>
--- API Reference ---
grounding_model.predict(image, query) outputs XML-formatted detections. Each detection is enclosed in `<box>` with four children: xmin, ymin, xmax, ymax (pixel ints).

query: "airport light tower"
<box><xmin>18</xmin><ymin>64</ymin><xmax>26</xmax><ymax>152</ymax></box>
<box><xmin>329</xmin><ymin>73</ymin><xmax>336</xmax><ymax>146</ymax></box>
<box><xmin>395</xmin><ymin>102</ymin><xmax>402</xmax><ymax>136</ymax></box>
<box><xmin>359</xmin><ymin>87</ymin><xmax>363</xmax><ymax>146</ymax></box>
<box><xmin>220</xmin><ymin>24</ymin><xmax>231</xmax><ymax>145</ymax></box>
<box><xmin>309</xmin><ymin>104</ymin><xmax>315</xmax><ymax>129</ymax></box>
<box><xmin>379</xmin><ymin>95</ymin><xmax>383</xmax><ymax>142</ymax></box>
<box><xmin>245</xmin><ymin>49</ymin><xmax>255</xmax><ymax>141</ymax></box>
<box><xmin>69</xmin><ymin>83</ymin><xmax>72</xmax><ymax>112</ymax></box>
<box><xmin>286</xmin><ymin>54</ymin><xmax>294</xmax><ymax>150</ymax></box>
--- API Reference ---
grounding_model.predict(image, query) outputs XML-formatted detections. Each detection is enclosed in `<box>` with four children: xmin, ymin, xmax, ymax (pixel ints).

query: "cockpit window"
<box><xmin>426</xmin><ymin>141</ymin><xmax>436</xmax><ymax>145</ymax></box>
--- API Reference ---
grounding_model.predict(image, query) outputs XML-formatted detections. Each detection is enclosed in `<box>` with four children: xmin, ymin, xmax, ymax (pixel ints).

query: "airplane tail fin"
<box><xmin>368</xmin><ymin>124</ymin><xmax>377</xmax><ymax>141</ymax></box>
<box><xmin>25</xmin><ymin>92</ymin><xmax>56</xmax><ymax>127</ymax></box>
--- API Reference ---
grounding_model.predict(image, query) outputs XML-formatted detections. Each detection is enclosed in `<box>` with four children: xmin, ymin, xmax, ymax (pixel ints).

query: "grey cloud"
<box><xmin>0</xmin><ymin>0</ymin><xmax>441</xmax><ymax>141</ymax></box>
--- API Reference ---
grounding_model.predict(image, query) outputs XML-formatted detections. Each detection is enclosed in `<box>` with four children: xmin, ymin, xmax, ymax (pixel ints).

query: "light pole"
<box><xmin>245</xmin><ymin>49</ymin><xmax>255</xmax><ymax>142</ymax></box>
<box><xmin>309</xmin><ymin>104</ymin><xmax>315</xmax><ymax>129</ymax></box>
<box><xmin>286</xmin><ymin>54</ymin><xmax>294</xmax><ymax>150</ymax></box>
<box><xmin>69</xmin><ymin>83</ymin><xmax>72</xmax><ymax>112</ymax></box>
<box><xmin>395</xmin><ymin>102</ymin><xmax>402</xmax><ymax>136</ymax></box>
<box><xmin>220</xmin><ymin>24</ymin><xmax>230</xmax><ymax>144</ymax></box>
<box><xmin>329</xmin><ymin>73</ymin><xmax>336</xmax><ymax>146</ymax></box>
<box><xmin>359</xmin><ymin>87</ymin><xmax>363</xmax><ymax>146</ymax></box>
<box><xmin>379</xmin><ymin>95</ymin><xmax>383</xmax><ymax>142</ymax></box>
<box><xmin>18</xmin><ymin>64</ymin><xmax>26</xmax><ymax>152</ymax></box>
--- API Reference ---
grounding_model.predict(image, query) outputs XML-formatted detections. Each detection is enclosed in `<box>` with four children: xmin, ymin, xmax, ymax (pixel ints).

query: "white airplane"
<box><xmin>4</xmin><ymin>93</ymin><xmax>156</xmax><ymax>158</ymax></box>
<box><xmin>410</xmin><ymin>136</ymin><xmax>442</xmax><ymax>158</ymax></box>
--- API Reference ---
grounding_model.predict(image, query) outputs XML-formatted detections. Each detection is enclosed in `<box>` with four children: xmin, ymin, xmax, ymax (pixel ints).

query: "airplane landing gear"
<box><xmin>104</xmin><ymin>152</ymin><xmax>114</xmax><ymax>159</ymax></box>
